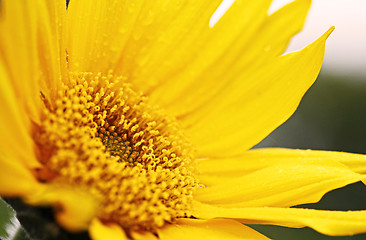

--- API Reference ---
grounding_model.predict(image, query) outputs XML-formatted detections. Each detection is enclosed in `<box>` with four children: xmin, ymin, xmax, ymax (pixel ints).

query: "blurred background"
<box><xmin>1</xmin><ymin>0</ymin><xmax>366</xmax><ymax>239</ymax></box>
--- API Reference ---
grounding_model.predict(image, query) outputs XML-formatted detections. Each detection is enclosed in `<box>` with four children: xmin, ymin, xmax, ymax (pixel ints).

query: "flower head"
<box><xmin>1</xmin><ymin>0</ymin><xmax>366</xmax><ymax>239</ymax></box>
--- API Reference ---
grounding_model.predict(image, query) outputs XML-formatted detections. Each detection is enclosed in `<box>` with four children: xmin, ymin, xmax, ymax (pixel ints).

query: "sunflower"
<box><xmin>1</xmin><ymin>0</ymin><xmax>366</xmax><ymax>239</ymax></box>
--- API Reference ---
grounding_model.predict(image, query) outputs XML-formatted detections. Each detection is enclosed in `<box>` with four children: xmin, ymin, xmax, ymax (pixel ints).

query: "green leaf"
<box><xmin>0</xmin><ymin>198</ymin><xmax>31</xmax><ymax>240</ymax></box>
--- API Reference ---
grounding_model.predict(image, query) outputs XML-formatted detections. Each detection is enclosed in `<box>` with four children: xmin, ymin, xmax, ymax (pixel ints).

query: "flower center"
<box><xmin>34</xmin><ymin>72</ymin><xmax>197</xmax><ymax>231</ymax></box>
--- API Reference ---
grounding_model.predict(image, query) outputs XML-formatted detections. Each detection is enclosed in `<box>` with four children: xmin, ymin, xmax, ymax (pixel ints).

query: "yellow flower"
<box><xmin>1</xmin><ymin>0</ymin><xmax>366</xmax><ymax>239</ymax></box>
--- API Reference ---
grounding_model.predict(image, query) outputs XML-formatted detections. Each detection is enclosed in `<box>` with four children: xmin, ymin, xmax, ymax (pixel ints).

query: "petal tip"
<box><xmin>324</xmin><ymin>26</ymin><xmax>335</xmax><ymax>39</ymax></box>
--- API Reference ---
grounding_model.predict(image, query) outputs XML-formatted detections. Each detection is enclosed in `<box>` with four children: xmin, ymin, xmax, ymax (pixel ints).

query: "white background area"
<box><xmin>213</xmin><ymin>0</ymin><xmax>366</xmax><ymax>77</ymax></box>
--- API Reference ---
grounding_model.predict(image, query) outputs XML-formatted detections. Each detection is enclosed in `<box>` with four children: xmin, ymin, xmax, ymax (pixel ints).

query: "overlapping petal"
<box><xmin>0</xmin><ymin>1</ymin><xmax>45</xmax><ymax>197</ymax></box>
<box><xmin>146</xmin><ymin>0</ymin><xmax>273</xmax><ymax>111</ymax></box>
<box><xmin>158</xmin><ymin>0</ymin><xmax>312</xmax><ymax>118</ymax></box>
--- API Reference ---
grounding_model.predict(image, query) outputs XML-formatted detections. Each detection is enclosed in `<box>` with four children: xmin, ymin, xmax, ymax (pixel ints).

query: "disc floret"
<box><xmin>34</xmin><ymin>72</ymin><xmax>197</xmax><ymax>231</ymax></box>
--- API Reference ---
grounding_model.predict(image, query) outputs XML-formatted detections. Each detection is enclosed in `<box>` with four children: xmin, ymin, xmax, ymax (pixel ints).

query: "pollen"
<box><xmin>34</xmin><ymin>72</ymin><xmax>197</xmax><ymax>231</ymax></box>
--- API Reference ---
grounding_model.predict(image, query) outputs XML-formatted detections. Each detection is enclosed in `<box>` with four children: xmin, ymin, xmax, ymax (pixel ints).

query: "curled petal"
<box><xmin>157</xmin><ymin>218</ymin><xmax>270</xmax><ymax>240</ymax></box>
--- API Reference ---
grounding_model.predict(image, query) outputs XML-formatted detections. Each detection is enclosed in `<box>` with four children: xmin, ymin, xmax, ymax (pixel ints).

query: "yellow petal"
<box><xmin>36</xmin><ymin>0</ymin><xmax>66</xmax><ymax>99</ymax></box>
<box><xmin>195</xmin><ymin>149</ymin><xmax>362</xmax><ymax>208</ymax></box>
<box><xmin>26</xmin><ymin>185</ymin><xmax>100</xmax><ymax>232</ymax></box>
<box><xmin>0</xmin><ymin>151</ymin><xmax>42</xmax><ymax>196</ymax></box>
<box><xmin>198</xmin><ymin>148</ymin><xmax>366</xmax><ymax>179</ymax></box>
<box><xmin>185</xmin><ymin>27</ymin><xmax>334</xmax><ymax>158</ymax></box>
<box><xmin>89</xmin><ymin>218</ymin><xmax>128</xmax><ymax>240</ymax></box>
<box><xmin>0</xmin><ymin>62</ymin><xmax>41</xmax><ymax>196</ymax></box>
<box><xmin>66</xmin><ymin>0</ymin><xmax>222</xmax><ymax>74</ymax></box>
<box><xmin>285</xmin><ymin>149</ymin><xmax>366</xmax><ymax>175</ymax></box>
<box><xmin>130</xmin><ymin>231</ymin><xmax>158</xmax><ymax>240</ymax></box>
<box><xmin>157</xmin><ymin>0</ymin><xmax>311</xmax><ymax>118</ymax></box>
<box><xmin>193</xmin><ymin>201</ymin><xmax>366</xmax><ymax>236</ymax></box>
<box><xmin>157</xmin><ymin>218</ymin><xmax>270</xmax><ymax>240</ymax></box>
<box><xmin>146</xmin><ymin>0</ymin><xmax>272</xmax><ymax>110</ymax></box>
<box><xmin>0</xmin><ymin>62</ymin><xmax>40</xmax><ymax>169</ymax></box>
<box><xmin>0</xmin><ymin>0</ymin><xmax>54</xmax><ymax>120</ymax></box>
